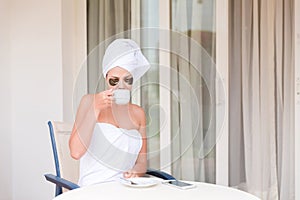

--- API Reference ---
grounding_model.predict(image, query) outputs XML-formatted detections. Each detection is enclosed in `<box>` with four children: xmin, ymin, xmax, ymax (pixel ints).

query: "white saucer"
<box><xmin>119</xmin><ymin>177</ymin><xmax>159</xmax><ymax>188</ymax></box>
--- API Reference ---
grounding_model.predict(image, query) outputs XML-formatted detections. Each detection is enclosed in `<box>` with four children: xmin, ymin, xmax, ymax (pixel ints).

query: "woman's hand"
<box><xmin>123</xmin><ymin>170</ymin><xmax>140</xmax><ymax>178</ymax></box>
<box><xmin>93</xmin><ymin>89</ymin><xmax>114</xmax><ymax>114</ymax></box>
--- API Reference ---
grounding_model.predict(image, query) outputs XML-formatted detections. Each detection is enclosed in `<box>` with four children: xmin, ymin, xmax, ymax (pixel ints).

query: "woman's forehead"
<box><xmin>107</xmin><ymin>66</ymin><xmax>132</xmax><ymax>77</ymax></box>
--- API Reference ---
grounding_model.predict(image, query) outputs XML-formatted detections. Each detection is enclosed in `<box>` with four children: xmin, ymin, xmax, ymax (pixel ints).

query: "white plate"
<box><xmin>119</xmin><ymin>177</ymin><xmax>159</xmax><ymax>188</ymax></box>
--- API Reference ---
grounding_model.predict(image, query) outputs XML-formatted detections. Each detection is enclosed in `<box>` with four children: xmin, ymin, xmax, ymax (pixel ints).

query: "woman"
<box><xmin>69</xmin><ymin>39</ymin><xmax>150</xmax><ymax>186</ymax></box>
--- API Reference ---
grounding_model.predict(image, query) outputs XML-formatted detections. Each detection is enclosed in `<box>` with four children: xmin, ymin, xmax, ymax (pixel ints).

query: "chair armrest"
<box><xmin>44</xmin><ymin>174</ymin><xmax>80</xmax><ymax>190</ymax></box>
<box><xmin>146</xmin><ymin>168</ymin><xmax>176</xmax><ymax>180</ymax></box>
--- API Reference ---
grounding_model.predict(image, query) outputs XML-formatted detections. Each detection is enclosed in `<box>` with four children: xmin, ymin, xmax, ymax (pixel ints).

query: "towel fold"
<box><xmin>102</xmin><ymin>39</ymin><xmax>150</xmax><ymax>83</ymax></box>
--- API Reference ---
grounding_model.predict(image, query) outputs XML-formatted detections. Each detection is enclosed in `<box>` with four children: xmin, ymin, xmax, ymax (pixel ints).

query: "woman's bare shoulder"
<box><xmin>129</xmin><ymin>104</ymin><xmax>145</xmax><ymax>115</ymax></box>
<box><xmin>129</xmin><ymin>104</ymin><xmax>146</xmax><ymax>125</ymax></box>
<box><xmin>78</xmin><ymin>94</ymin><xmax>94</xmax><ymax>107</ymax></box>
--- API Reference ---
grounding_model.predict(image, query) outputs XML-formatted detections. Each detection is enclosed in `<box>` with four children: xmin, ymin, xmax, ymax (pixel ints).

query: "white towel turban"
<box><xmin>102</xmin><ymin>39</ymin><xmax>150</xmax><ymax>83</ymax></box>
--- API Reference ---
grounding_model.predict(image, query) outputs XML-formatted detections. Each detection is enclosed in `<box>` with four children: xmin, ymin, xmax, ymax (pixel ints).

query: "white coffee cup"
<box><xmin>113</xmin><ymin>89</ymin><xmax>130</xmax><ymax>105</ymax></box>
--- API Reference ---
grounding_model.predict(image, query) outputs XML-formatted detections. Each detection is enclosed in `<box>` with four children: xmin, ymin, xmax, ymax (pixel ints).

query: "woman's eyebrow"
<box><xmin>124</xmin><ymin>75</ymin><xmax>133</xmax><ymax>79</ymax></box>
<box><xmin>108</xmin><ymin>75</ymin><xmax>132</xmax><ymax>78</ymax></box>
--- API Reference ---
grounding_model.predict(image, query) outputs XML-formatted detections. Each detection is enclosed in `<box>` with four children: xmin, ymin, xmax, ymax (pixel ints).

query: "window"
<box><xmin>86</xmin><ymin>0</ymin><xmax>226</xmax><ymax>183</ymax></box>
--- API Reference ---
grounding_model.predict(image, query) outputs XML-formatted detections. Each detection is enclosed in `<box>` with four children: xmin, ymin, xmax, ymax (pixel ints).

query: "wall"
<box><xmin>0</xmin><ymin>0</ymin><xmax>64</xmax><ymax>199</ymax></box>
<box><xmin>61</xmin><ymin>0</ymin><xmax>87</xmax><ymax>123</ymax></box>
<box><xmin>295</xmin><ymin>0</ymin><xmax>300</xmax><ymax>199</ymax></box>
<box><xmin>0</xmin><ymin>0</ymin><xmax>12</xmax><ymax>199</ymax></box>
<box><xmin>0</xmin><ymin>0</ymin><xmax>87</xmax><ymax>199</ymax></box>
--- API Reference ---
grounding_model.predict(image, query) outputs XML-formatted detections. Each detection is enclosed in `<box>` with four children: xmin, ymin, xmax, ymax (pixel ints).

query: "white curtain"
<box><xmin>229</xmin><ymin>0</ymin><xmax>295</xmax><ymax>199</ymax></box>
<box><xmin>87</xmin><ymin>0</ymin><xmax>131</xmax><ymax>93</ymax></box>
<box><xmin>171</xmin><ymin>0</ymin><xmax>216</xmax><ymax>182</ymax></box>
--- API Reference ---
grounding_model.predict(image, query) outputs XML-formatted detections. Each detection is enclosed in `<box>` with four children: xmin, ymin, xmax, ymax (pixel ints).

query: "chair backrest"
<box><xmin>48</xmin><ymin>121</ymin><xmax>79</xmax><ymax>190</ymax></box>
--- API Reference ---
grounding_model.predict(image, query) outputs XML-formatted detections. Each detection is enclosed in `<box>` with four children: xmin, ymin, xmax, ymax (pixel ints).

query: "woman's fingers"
<box><xmin>104</xmin><ymin>98</ymin><xmax>113</xmax><ymax>105</ymax></box>
<box><xmin>107</xmin><ymin>89</ymin><xmax>113</xmax><ymax>96</ymax></box>
<box><xmin>123</xmin><ymin>172</ymin><xmax>130</xmax><ymax>178</ymax></box>
<box><xmin>101</xmin><ymin>90</ymin><xmax>113</xmax><ymax>100</ymax></box>
<box><xmin>93</xmin><ymin>90</ymin><xmax>115</xmax><ymax>111</ymax></box>
<box><xmin>123</xmin><ymin>170</ymin><xmax>139</xmax><ymax>178</ymax></box>
<box><xmin>123</xmin><ymin>171</ymin><xmax>132</xmax><ymax>178</ymax></box>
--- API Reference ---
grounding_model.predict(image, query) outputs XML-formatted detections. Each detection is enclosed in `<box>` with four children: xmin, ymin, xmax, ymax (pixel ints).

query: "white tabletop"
<box><xmin>53</xmin><ymin>179</ymin><xmax>260</xmax><ymax>200</ymax></box>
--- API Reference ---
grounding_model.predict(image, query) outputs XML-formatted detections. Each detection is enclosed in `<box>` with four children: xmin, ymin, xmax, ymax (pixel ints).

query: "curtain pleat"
<box><xmin>277</xmin><ymin>0</ymin><xmax>295</xmax><ymax>199</ymax></box>
<box><xmin>229</xmin><ymin>0</ymin><xmax>294</xmax><ymax>199</ymax></box>
<box><xmin>171</xmin><ymin>0</ymin><xmax>216</xmax><ymax>183</ymax></box>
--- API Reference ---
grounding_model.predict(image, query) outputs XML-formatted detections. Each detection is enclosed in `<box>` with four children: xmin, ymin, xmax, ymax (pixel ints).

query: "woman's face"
<box><xmin>106</xmin><ymin>67</ymin><xmax>133</xmax><ymax>90</ymax></box>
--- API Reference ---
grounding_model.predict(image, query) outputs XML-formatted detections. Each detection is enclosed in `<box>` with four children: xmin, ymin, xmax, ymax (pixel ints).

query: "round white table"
<box><xmin>53</xmin><ymin>179</ymin><xmax>260</xmax><ymax>200</ymax></box>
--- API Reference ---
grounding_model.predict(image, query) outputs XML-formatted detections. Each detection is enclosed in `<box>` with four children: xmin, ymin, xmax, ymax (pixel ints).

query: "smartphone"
<box><xmin>163</xmin><ymin>180</ymin><xmax>196</xmax><ymax>190</ymax></box>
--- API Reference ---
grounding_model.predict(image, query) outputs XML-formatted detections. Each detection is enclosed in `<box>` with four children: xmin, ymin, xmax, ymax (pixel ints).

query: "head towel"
<box><xmin>102</xmin><ymin>39</ymin><xmax>150</xmax><ymax>83</ymax></box>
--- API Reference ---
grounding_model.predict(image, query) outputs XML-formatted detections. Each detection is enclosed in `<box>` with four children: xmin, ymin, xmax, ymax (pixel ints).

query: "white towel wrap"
<box><xmin>102</xmin><ymin>39</ymin><xmax>150</xmax><ymax>83</ymax></box>
<box><xmin>78</xmin><ymin>123</ymin><xmax>142</xmax><ymax>187</ymax></box>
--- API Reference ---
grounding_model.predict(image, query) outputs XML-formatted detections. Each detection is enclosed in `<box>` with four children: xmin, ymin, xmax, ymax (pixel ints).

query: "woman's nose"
<box><xmin>118</xmin><ymin>80</ymin><xmax>125</xmax><ymax>89</ymax></box>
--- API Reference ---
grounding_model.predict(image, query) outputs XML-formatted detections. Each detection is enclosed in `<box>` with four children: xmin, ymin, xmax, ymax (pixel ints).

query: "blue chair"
<box><xmin>44</xmin><ymin>121</ymin><xmax>175</xmax><ymax>197</ymax></box>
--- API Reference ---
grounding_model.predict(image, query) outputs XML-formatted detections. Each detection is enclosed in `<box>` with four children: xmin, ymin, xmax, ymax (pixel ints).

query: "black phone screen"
<box><xmin>167</xmin><ymin>180</ymin><xmax>193</xmax><ymax>187</ymax></box>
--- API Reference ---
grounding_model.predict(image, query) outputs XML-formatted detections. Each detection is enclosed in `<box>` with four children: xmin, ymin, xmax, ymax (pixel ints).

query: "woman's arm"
<box><xmin>69</xmin><ymin>95</ymin><xmax>97</xmax><ymax>160</ymax></box>
<box><xmin>123</xmin><ymin>107</ymin><xmax>147</xmax><ymax>178</ymax></box>
<box><xmin>69</xmin><ymin>90</ymin><xmax>113</xmax><ymax>160</ymax></box>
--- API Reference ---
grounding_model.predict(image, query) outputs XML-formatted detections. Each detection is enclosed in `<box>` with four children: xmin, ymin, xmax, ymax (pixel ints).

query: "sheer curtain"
<box><xmin>171</xmin><ymin>0</ymin><xmax>216</xmax><ymax>183</ymax></box>
<box><xmin>229</xmin><ymin>0</ymin><xmax>295</xmax><ymax>199</ymax></box>
<box><xmin>87</xmin><ymin>0</ymin><xmax>131</xmax><ymax>93</ymax></box>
